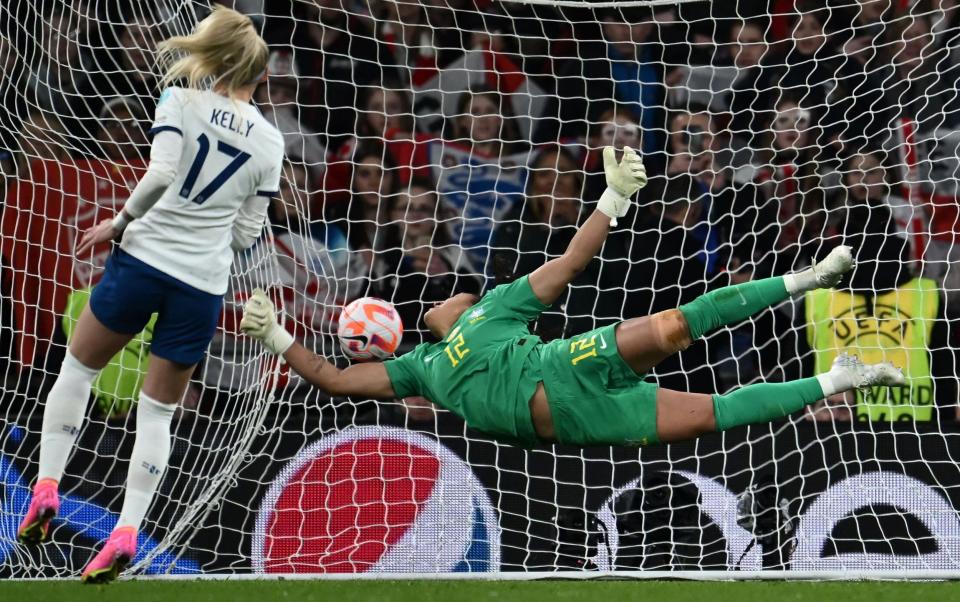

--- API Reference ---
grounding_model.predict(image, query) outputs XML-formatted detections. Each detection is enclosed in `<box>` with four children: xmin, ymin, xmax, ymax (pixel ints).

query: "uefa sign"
<box><xmin>252</xmin><ymin>426</ymin><xmax>501</xmax><ymax>573</ymax></box>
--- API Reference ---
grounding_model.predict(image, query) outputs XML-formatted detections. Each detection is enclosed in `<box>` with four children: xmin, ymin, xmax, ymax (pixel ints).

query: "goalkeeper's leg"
<box><xmin>655</xmin><ymin>353</ymin><xmax>903</xmax><ymax>442</ymax></box>
<box><xmin>616</xmin><ymin>245</ymin><xmax>854</xmax><ymax>373</ymax></box>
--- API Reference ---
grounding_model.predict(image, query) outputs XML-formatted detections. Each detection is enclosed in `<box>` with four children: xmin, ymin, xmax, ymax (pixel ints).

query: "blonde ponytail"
<box><xmin>157</xmin><ymin>6</ymin><xmax>268</xmax><ymax>95</ymax></box>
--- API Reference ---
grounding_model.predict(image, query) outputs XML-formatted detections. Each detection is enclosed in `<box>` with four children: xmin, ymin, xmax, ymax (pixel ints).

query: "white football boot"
<box><xmin>823</xmin><ymin>352</ymin><xmax>905</xmax><ymax>394</ymax></box>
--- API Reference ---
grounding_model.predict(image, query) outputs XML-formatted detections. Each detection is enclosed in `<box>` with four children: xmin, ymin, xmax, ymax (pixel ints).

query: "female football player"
<box><xmin>242</xmin><ymin>146</ymin><xmax>902</xmax><ymax>450</ymax></box>
<box><xmin>18</xmin><ymin>7</ymin><xmax>283</xmax><ymax>584</ymax></box>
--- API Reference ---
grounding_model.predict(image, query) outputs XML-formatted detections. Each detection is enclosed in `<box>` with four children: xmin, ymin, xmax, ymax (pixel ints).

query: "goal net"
<box><xmin>2</xmin><ymin>0</ymin><xmax>960</xmax><ymax>578</ymax></box>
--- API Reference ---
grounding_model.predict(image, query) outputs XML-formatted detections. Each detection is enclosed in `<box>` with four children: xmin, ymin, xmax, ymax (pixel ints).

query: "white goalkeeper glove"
<box><xmin>240</xmin><ymin>288</ymin><xmax>294</xmax><ymax>355</ymax></box>
<box><xmin>598</xmin><ymin>145</ymin><xmax>647</xmax><ymax>226</ymax></box>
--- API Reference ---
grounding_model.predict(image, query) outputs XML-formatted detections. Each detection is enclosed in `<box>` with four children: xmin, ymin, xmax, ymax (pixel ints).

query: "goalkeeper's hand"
<box><xmin>240</xmin><ymin>288</ymin><xmax>294</xmax><ymax>355</ymax></box>
<box><xmin>598</xmin><ymin>146</ymin><xmax>647</xmax><ymax>225</ymax></box>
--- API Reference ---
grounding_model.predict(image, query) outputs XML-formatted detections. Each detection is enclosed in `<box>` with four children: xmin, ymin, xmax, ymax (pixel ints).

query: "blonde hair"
<box><xmin>157</xmin><ymin>6</ymin><xmax>268</xmax><ymax>95</ymax></box>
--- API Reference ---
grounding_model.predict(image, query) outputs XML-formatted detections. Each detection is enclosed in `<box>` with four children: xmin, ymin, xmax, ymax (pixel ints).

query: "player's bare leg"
<box><xmin>82</xmin><ymin>355</ymin><xmax>193</xmax><ymax>584</ymax></box>
<box><xmin>67</xmin><ymin>305</ymin><xmax>138</xmax><ymax>370</ymax></box>
<box><xmin>655</xmin><ymin>354</ymin><xmax>904</xmax><ymax>443</ymax></box>
<box><xmin>654</xmin><ymin>389</ymin><xmax>716</xmax><ymax>442</ymax></box>
<box><xmin>140</xmin><ymin>355</ymin><xmax>195</xmax><ymax>403</ymax></box>
<box><xmin>614</xmin><ymin>309</ymin><xmax>692</xmax><ymax>374</ymax></box>
<box><xmin>18</xmin><ymin>306</ymin><xmax>134</xmax><ymax>545</ymax></box>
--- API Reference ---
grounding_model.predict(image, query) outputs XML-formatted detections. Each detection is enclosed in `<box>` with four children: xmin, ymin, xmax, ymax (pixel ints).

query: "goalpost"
<box><xmin>2</xmin><ymin>0</ymin><xmax>960</xmax><ymax>578</ymax></box>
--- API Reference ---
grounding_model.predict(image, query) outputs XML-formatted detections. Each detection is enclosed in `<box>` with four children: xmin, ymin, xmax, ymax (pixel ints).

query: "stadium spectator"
<box><xmin>840</xmin><ymin>0</ymin><xmax>891</xmax><ymax>67</ymax></box>
<box><xmin>447</xmin><ymin>88</ymin><xmax>526</xmax><ymax>157</ymax></box>
<box><xmin>666</xmin><ymin>109</ymin><xmax>715</xmax><ymax>176</ymax></box>
<box><xmin>725</xmin><ymin>18</ymin><xmax>771</xmax><ymax>149</ymax></box>
<box><xmin>727</xmin><ymin>98</ymin><xmax>827</xmax><ymax>280</ymax></box>
<box><xmin>753</xmin><ymin>6</ymin><xmax>840</xmax><ymax>149</ymax></box>
<box><xmin>282</xmin><ymin>0</ymin><xmax>398</xmax><ymax>152</ymax></box>
<box><xmin>255</xmin><ymin>50</ymin><xmax>326</xmax><ymax>179</ymax></box>
<box><xmin>324</xmin><ymin>84</ymin><xmax>430</xmax><ymax>201</ymax></box>
<box><xmin>327</xmin><ymin>140</ymin><xmax>398</xmax><ymax>259</ymax></box>
<box><xmin>17</xmin><ymin>109</ymin><xmax>74</xmax><ymax>170</ymax></box>
<box><xmin>270</xmin><ymin>161</ymin><xmax>365</xmax><ymax>345</ymax></box>
<box><xmin>881</xmin><ymin>13</ymin><xmax>960</xmax><ymax>136</ymax></box>
<box><xmin>372</xmin><ymin>87</ymin><xmax>436</xmax><ymax>185</ymax></box>
<box><xmin>553</xmin><ymin>7</ymin><xmax>667</xmax><ymax>152</ymax></box>
<box><xmin>372</xmin><ymin>180</ymin><xmax>481</xmax><ymax>345</ymax></box>
<box><xmin>729</xmin><ymin>18</ymin><xmax>768</xmax><ymax>70</ymax></box>
<box><xmin>100</xmin><ymin>16</ymin><xmax>163</xmax><ymax>111</ymax></box>
<box><xmin>24</xmin><ymin>11</ymin><xmax>97</xmax><ymax>152</ymax></box>
<box><xmin>664</xmin><ymin>109</ymin><xmax>726</xmax><ymax>280</ymax></box>
<box><xmin>374</xmin><ymin>0</ymin><xmax>465</xmax><ymax>85</ymax></box>
<box><xmin>842</xmin><ymin>151</ymin><xmax>912</xmax><ymax>242</ymax></box>
<box><xmin>433</xmin><ymin>88</ymin><xmax>529</xmax><ymax>270</ymax></box>
<box><xmin>361</xmin><ymin>86</ymin><xmax>415</xmax><ymax>140</ymax></box>
<box><xmin>96</xmin><ymin>98</ymin><xmax>149</xmax><ymax>164</ymax></box>
<box><xmin>853</xmin><ymin>138</ymin><xmax>960</xmax><ymax>316</ymax></box>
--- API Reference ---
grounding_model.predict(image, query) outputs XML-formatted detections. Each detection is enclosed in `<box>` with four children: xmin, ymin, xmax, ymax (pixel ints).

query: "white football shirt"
<box><xmin>121</xmin><ymin>86</ymin><xmax>284</xmax><ymax>295</ymax></box>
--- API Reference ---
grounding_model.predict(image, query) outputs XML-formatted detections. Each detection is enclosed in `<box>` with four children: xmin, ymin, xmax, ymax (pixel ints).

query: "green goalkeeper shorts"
<box><xmin>538</xmin><ymin>324</ymin><xmax>660</xmax><ymax>447</ymax></box>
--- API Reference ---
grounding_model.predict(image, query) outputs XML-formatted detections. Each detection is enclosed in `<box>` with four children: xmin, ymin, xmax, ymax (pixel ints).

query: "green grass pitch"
<box><xmin>1</xmin><ymin>579</ymin><xmax>959</xmax><ymax>602</ymax></box>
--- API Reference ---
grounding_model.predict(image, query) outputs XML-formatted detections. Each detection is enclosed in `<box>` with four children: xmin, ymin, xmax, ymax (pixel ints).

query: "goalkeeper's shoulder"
<box><xmin>385</xmin><ymin>341</ymin><xmax>435</xmax><ymax>363</ymax></box>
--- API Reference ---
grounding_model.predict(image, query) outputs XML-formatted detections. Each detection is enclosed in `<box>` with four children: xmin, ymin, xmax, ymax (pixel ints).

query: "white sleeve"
<box><xmin>150</xmin><ymin>87</ymin><xmax>185</xmax><ymax>137</ymax></box>
<box><xmin>258</xmin><ymin>149</ymin><xmax>283</xmax><ymax>197</ymax></box>
<box><xmin>231</xmin><ymin>195</ymin><xmax>270</xmax><ymax>251</ymax></box>
<box><xmin>114</xmin><ymin>130</ymin><xmax>182</xmax><ymax>228</ymax></box>
<box><xmin>113</xmin><ymin>88</ymin><xmax>186</xmax><ymax>231</ymax></box>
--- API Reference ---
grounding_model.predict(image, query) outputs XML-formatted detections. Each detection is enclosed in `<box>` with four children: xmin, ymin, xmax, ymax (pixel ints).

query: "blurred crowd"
<box><xmin>2</xmin><ymin>0</ymin><xmax>960</xmax><ymax>423</ymax></box>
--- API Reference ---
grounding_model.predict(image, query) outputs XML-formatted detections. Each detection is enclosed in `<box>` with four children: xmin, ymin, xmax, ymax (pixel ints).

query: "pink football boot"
<box><xmin>17</xmin><ymin>478</ymin><xmax>59</xmax><ymax>544</ymax></box>
<box><xmin>81</xmin><ymin>526</ymin><xmax>137</xmax><ymax>584</ymax></box>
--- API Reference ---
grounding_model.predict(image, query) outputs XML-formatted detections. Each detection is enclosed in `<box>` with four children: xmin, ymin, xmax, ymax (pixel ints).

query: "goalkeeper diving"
<box><xmin>242</xmin><ymin>147</ymin><xmax>904</xmax><ymax>448</ymax></box>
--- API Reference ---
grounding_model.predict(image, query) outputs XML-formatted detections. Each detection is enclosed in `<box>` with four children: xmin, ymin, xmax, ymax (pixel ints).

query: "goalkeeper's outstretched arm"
<box><xmin>240</xmin><ymin>290</ymin><xmax>396</xmax><ymax>398</ymax></box>
<box><xmin>283</xmin><ymin>342</ymin><xmax>396</xmax><ymax>398</ymax></box>
<box><xmin>528</xmin><ymin>146</ymin><xmax>647</xmax><ymax>306</ymax></box>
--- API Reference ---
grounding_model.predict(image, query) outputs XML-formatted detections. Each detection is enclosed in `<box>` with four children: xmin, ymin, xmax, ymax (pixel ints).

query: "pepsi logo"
<box><xmin>252</xmin><ymin>427</ymin><xmax>500</xmax><ymax>573</ymax></box>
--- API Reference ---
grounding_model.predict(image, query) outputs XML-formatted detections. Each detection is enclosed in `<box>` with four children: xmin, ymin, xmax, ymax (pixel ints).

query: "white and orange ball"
<box><xmin>337</xmin><ymin>297</ymin><xmax>403</xmax><ymax>360</ymax></box>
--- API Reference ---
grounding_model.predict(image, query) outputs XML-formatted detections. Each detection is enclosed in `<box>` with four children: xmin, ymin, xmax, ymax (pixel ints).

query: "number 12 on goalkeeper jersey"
<box><xmin>444</xmin><ymin>325</ymin><xmax>470</xmax><ymax>367</ymax></box>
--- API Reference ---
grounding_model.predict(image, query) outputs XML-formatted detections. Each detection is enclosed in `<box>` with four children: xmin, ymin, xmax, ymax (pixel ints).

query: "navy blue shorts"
<box><xmin>89</xmin><ymin>248</ymin><xmax>223</xmax><ymax>366</ymax></box>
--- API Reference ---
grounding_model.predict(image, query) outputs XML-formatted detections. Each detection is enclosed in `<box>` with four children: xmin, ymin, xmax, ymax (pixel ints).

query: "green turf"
<box><xmin>0</xmin><ymin>579</ymin><xmax>957</xmax><ymax>602</ymax></box>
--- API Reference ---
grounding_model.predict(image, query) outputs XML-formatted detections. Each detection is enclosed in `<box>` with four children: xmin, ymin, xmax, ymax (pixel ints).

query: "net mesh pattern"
<box><xmin>0</xmin><ymin>0</ymin><xmax>959</xmax><ymax>576</ymax></box>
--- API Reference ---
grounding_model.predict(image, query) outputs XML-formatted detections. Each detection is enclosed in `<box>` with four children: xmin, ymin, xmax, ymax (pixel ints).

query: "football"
<box><xmin>337</xmin><ymin>297</ymin><xmax>404</xmax><ymax>360</ymax></box>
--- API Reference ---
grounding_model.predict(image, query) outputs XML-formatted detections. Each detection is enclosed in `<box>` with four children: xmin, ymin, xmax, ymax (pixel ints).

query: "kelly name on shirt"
<box><xmin>210</xmin><ymin>108</ymin><xmax>255</xmax><ymax>137</ymax></box>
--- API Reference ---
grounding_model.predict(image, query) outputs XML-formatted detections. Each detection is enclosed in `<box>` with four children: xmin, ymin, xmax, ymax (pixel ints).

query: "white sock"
<box><xmin>38</xmin><ymin>351</ymin><xmax>99</xmax><ymax>483</ymax></box>
<box><xmin>116</xmin><ymin>392</ymin><xmax>176</xmax><ymax>531</ymax></box>
<box><xmin>816</xmin><ymin>368</ymin><xmax>856</xmax><ymax>397</ymax></box>
<box><xmin>783</xmin><ymin>269</ymin><xmax>818</xmax><ymax>295</ymax></box>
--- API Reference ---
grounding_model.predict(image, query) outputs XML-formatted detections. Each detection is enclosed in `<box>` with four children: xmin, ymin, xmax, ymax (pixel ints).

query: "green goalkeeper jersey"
<box><xmin>384</xmin><ymin>276</ymin><xmax>550</xmax><ymax>445</ymax></box>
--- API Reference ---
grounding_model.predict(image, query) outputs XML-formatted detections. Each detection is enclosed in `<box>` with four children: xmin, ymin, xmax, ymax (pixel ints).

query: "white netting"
<box><xmin>1</xmin><ymin>0</ymin><xmax>960</xmax><ymax>577</ymax></box>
